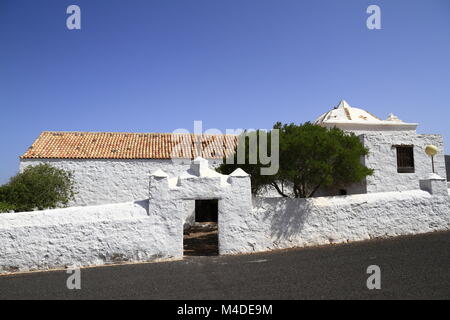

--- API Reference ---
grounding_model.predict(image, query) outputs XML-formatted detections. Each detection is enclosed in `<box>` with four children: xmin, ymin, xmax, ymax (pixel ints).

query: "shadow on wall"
<box><xmin>134</xmin><ymin>199</ymin><xmax>149</xmax><ymax>213</ymax></box>
<box><xmin>258</xmin><ymin>197</ymin><xmax>312</xmax><ymax>241</ymax></box>
<box><xmin>445</xmin><ymin>155</ymin><xmax>450</xmax><ymax>181</ymax></box>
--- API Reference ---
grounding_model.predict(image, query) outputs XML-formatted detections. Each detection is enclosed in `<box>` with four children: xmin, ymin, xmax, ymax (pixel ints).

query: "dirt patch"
<box><xmin>183</xmin><ymin>223</ymin><xmax>218</xmax><ymax>256</ymax></box>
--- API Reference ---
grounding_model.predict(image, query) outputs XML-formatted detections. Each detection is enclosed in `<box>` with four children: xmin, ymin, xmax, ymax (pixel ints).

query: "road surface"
<box><xmin>0</xmin><ymin>231</ymin><xmax>449</xmax><ymax>299</ymax></box>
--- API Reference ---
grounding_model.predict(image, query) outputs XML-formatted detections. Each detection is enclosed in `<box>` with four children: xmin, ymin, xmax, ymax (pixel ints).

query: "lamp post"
<box><xmin>425</xmin><ymin>145</ymin><xmax>438</xmax><ymax>173</ymax></box>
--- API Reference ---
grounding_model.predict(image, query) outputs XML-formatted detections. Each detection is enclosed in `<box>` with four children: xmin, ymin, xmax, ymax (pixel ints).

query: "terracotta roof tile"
<box><xmin>21</xmin><ymin>131</ymin><xmax>238</xmax><ymax>160</ymax></box>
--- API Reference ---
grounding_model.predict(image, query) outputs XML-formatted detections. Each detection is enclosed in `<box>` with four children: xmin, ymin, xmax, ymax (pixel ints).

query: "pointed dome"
<box><xmin>336</xmin><ymin>99</ymin><xmax>351</xmax><ymax>109</ymax></box>
<box><xmin>315</xmin><ymin>100</ymin><xmax>382</xmax><ymax>125</ymax></box>
<box><xmin>314</xmin><ymin>100</ymin><xmax>417</xmax><ymax>132</ymax></box>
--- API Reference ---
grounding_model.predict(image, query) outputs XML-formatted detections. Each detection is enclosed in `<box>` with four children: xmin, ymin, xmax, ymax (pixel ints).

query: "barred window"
<box><xmin>396</xmin><ymin>146</ymin><xmax>414</xmax><ymax>173</ymax></box>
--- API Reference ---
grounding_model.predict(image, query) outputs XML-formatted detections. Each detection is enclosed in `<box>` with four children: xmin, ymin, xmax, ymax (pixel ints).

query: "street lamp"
<box><xmin>425</xmin><ymin>145</ymin><xmax>438</xmax><ymax>173</ymax></box>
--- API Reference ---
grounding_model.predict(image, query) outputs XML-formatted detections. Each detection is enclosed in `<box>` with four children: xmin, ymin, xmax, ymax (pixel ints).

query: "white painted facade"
<box><xmin>362</xmin><ymin>132</ymin><xmax>445</xmax><ymax>193</ymax></box>
<box><xmin>19</xmin><ymin>158</ymin><xmax>221</xmax><ymax>207</ymax></box>
<box><xmin>148</xmin><ymin>157</ymin><xmax>252</xmax><ymax>249</ymax></box>
<box><xmin>223</xmin><ymin>189</ymin><xmax>450</xmax><ymax>254</ymax></box>
<box><xmin>18</xmin><ymin>100</ymin><xmax>448</xmax><ymax>204</ymax></box>
<box><xmin>313</xmin><ymin>100</ymin><xmax>447</xmax><ymax>196</ymax></box>
<box><xmin>0</xmin><ymin>158</ymin><xmax>252</xmax><ymax>273</ymax></box>
<box><xmin>0</xmin><ymin>200</ymin><xmax>181</xmax><ymax>273</ymax></box>
<box><xmin>3</xmin><ymin>100</ymin><xmax>448</xmax><ymax>273</ymax></box>
<box><xmin>1</xmin><ymin>158</ymin><xmax>449</xmax><ymax>273</ymax></box>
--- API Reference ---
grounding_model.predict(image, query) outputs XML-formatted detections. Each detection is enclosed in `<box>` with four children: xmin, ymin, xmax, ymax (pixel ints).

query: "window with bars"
<box><xmin>396</xmin><ymin>146</ymin><xmax>414</xmax><ymax>173</ymax></box>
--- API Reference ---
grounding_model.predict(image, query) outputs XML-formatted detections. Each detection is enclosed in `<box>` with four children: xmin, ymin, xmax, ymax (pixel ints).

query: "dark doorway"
<box><xmin>195</xmin><ymin>199</ymin><xmax>218</xmax><ymax>222</ymax></box>
<box><xmin>183</xmin><ymin>199</ymin><xmax>219</xmax><ymax>256</ymax></box>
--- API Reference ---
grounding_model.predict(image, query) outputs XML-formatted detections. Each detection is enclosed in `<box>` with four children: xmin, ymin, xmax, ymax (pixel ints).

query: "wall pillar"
<box><xmin>419</xmin><ymin>173</ymin><xmax>448</xmax><ymax>196</ymax></box>
<box><xmin>219</xmin><ymin>168</ymin><xmax>253</xmax><ymax>255</ymax></box>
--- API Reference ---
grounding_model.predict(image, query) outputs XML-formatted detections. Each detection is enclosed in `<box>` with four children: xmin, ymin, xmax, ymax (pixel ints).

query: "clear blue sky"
<box><xmin>1</xmin><ymin>0</ymin><xmax>449</xmax><ymax>183</ymax></box>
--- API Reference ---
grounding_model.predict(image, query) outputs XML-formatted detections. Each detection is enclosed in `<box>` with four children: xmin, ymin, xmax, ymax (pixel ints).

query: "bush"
<box><xmin>0</xmin><ymin>164</ymin><xmax>76</xmax><ymax>212</ymax></box>
<box><xmin>0</xmin><ymin>201</ymin><xmax>16</xmax><ymax>213</ymax></box>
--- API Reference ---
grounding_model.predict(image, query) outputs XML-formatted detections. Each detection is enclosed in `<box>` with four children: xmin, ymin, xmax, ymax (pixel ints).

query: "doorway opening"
<box><xmin>195</xmin><ymin>199</ymin><xmax>218</xmax><ymax>222</ymax></box>
<box><xmin>183</xmin><ymin>199</ymin><xmax>219</xmax><ymax>256</ymax></box>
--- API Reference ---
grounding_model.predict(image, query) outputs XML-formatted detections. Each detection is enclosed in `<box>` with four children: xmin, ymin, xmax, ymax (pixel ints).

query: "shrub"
<box><xmin>0</xmin><ymin>201</ymin><xmax>16</xmax><ymax>213</ymax></box>
<box><xmin>1</xmin><ymin>164</ymin><xmax>76</xmax><ymax>212</ymax></box>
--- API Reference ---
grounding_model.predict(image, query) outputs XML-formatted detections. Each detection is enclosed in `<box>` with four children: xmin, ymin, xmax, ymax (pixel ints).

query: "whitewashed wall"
<box><xmin>148</xmin><ymin>158</ymin><xmax>253</xmax><ymax>249</ymax></box>
<box><xmin>362</xmin><ymin>132</ymin><xmax>446</xmax><ymax>193</ymax></box>
<box><xmin>1</xmin><ymin>183</ymin><xmax>449</xmax><ymax>273</ymax></box>
<box><xmin>220</xmin><ymin>190</ymin><xmax>450</xmax><ymax>254</ymax></box>
<box><xmin>312</xmin><ymin>132</ymin><xmax>446</xmax><ymax>197</ymax></box>
<box><xmin>19</xmin><ymin>159</ymin><xmax>221</xmax><ymax>207</ymax></box>
<box><xmin>0</xmin><ymin>158</ymin><xmax>250</xmax><ymax>273</ymax></box>
<box><xmin>19</xmin><ymin>131</ymin><xmax>446</xmax><ymax>203</ymax></box>
<box><xmin>3</xmin><ymin>157</ymin><xmax>450</xmax><ymax>273</ymax></box>
<box><xmin>0</xmin><ymin>200</ymin><xmax>182</xmax><ymax>273</ymax></box>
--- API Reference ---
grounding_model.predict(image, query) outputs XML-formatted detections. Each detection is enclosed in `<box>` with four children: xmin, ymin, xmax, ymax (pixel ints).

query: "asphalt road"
<box><xmin>0</xmin><ymin>231</ymin><xmax>449</xmax><ymax>300</ymax></box>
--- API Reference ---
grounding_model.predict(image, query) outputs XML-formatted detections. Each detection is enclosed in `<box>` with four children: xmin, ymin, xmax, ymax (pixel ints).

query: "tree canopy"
<box><xmin>0</xmin><ymin>164</ymin><xmax>76</xmax><ymax>212</ymax></box>
<box><xmin>217</xmin><ymin>122</ymin><xmax>373</xmax><ymax>198</ymax></box>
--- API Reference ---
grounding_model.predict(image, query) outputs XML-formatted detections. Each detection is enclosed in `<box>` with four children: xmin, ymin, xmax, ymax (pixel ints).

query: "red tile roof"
<box><xmin>21</xmin><ymin>131</ymin><xmax>238</xmax><ymax>160</ymax></box>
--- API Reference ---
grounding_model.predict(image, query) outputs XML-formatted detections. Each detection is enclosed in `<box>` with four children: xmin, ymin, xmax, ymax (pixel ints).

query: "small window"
<box><xmin>396</xmin><ymin>146</ymin><xmax>414</xmax><ymax>173</ymax></box>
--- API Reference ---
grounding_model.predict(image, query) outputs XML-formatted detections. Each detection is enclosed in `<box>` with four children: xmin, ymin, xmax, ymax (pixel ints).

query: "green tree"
<box><xmin>217</xmin><ymin>122</ymin><xmax>373</xmax><ymax>198</ymax></box>
<box><xmin>0</xmin><ymin>164</ymin><xmax>76</xmax><ymax>212</ymax></box>
<box><xmin>217</xmin><ymin>130</ymin><xmax>277</xmax><ymax>195</ymax></box>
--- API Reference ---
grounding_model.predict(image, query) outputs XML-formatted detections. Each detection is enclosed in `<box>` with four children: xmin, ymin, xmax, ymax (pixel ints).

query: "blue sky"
<box><xmin>1</xmin><ymin>0</ymin><xmax>449</xmax><ymax>183</ymax></box>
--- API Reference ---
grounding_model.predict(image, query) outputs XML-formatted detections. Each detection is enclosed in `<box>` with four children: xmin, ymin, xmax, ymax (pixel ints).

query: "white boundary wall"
<box><xmin>219</xmin><ymin>190</ymin><xmax>450</xmax><ymax>254</ymax></box>
<box><xmin>1</xmin><ymin>158</ymin><xmax>449</xmax><ymax>273</ymax></box>
<box><xmin>0</xmin><ymin>200</ymin><xmax>182</xmax><ymax>273</ymax></box>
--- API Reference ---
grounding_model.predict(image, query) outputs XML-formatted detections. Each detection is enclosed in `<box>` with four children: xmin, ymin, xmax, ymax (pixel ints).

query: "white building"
<box><xmin>20</xmin><ymin>132</ymin><xmax>237</xmax><ymax>206</ymax></box>
<box><xmin>19</xmin><ymin>100</ymin><xmax>447</xmax><ymax>204</ymax></box>
<box><xmin>314</xmin><ymin>100</ymin><xmax>446</xmax><ymax>196</ymax></box>
<box><xmin>4</xmin><ymin>100</ymin><xmax>449</xmax><ymax>272</ymax></box>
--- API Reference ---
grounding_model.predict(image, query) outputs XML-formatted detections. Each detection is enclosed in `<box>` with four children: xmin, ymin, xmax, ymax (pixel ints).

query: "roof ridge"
<box><xmin>41</xmin><ymin>131</ymin><xmax>239</xmax><ymax>136</ymax></box>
